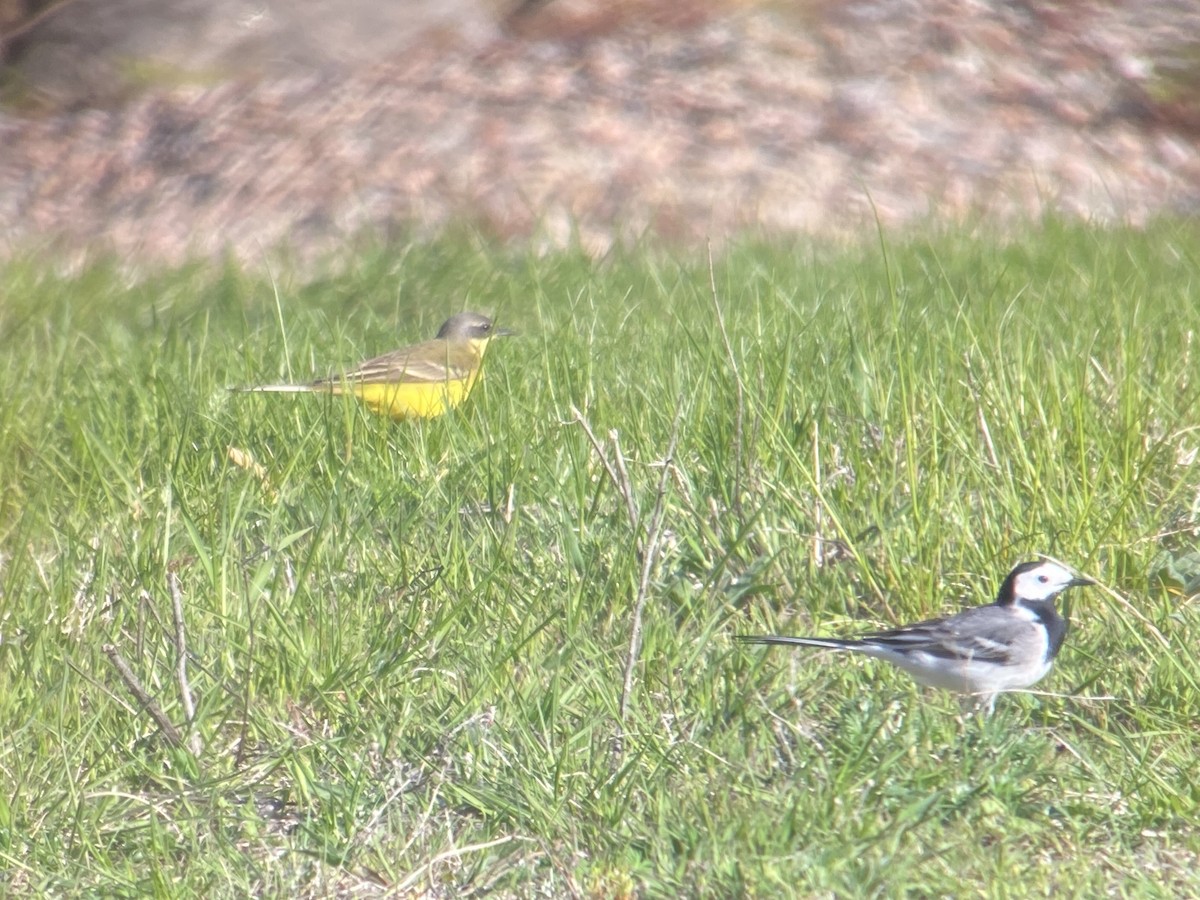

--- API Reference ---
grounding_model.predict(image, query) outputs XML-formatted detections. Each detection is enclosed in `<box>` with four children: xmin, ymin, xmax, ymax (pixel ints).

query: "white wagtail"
<box><xmin>738</xmin><ymin>560</ymin><xmax>1093</xmax><ymax>713</ymax></box>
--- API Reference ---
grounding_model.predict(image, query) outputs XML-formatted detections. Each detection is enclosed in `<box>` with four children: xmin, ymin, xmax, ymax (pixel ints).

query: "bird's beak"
<box><xmin>493</xmin><ymin>325</ymin><xmax>517</xmax><ymax>338</ymax></box>
<box><xmin>1069</xmin><ymin>575</ymin><xmax>1095</xmax><ymax>587</ymax></box>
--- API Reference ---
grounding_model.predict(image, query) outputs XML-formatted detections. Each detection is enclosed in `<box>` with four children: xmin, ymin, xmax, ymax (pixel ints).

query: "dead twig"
<box><xmin>610</xmin><ymin>430</ymin><xmax>639</xmax><ymax>529</ymax></box>
<box><xmin>102</xmin><ymin>644</ymin><xmax>185</xmax><ymax>750</ymax></box>
<box><xmin>392</xmin><ymin>835</ymin><xmax>521</xmax><ymax>895</ymax></box>
<box><xmin>570</xmin><ymin>405</ymin><xmax>639</xmax><ymax>528</ymax></box>
<box><xmin>619</xmin><ymin>401</ymin><xmax>686</xmax><ymax>724</ymax></box>
<box><xmin>168</xmin><ymin>572</ymin><xmax>203</xmax><ymax>756</ymax></box>
<box><xmin>571</xmin><ymin>401</ymin><xmax>687</xmax><ymax>750</ymax></box>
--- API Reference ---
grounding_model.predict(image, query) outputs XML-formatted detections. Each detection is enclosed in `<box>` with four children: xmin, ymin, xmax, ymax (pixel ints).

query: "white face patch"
<box><xmin>1011</xmin><ymin>562</ymin><xmax>1077</xmax><ymax>602</ymax></box>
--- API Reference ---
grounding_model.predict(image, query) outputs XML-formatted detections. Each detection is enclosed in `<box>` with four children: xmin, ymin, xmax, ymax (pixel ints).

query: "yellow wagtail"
<box><xmin>237</xmin><ymin>311</ymin><xmax>513</xmax><ymax>421</ymax></box>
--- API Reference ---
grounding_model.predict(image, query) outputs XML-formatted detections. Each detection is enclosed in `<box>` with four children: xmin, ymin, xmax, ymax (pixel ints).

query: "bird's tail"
<box><xmin>229</xmin><ymin>384</ymin><xmax>315</xmax><ymax>394</ymax></box>
<box><xmin>735</xmin><ymin>635</ymin><xmax>859</xmax><ymax>650</ymax></box>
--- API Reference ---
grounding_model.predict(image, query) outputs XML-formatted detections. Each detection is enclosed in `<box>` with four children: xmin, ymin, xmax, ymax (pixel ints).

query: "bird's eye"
<box><xmin>1038</xmin><ymin>575</ymin><xmax>1049</xmax><ymax>583</ymax></box>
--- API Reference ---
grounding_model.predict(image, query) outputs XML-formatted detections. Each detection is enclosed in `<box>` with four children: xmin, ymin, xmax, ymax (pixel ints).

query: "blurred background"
<box><xmin>2</xmin><ymin>0</ymin><xmax>1199</xmax><ymax>264</ymax></box>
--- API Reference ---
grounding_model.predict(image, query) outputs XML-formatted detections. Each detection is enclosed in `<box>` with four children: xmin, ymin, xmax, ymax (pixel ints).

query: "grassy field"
<box><xmin>2</xmin><ymin>223</ymin><xmax>1200</xmax><ymax>896</ymax></box>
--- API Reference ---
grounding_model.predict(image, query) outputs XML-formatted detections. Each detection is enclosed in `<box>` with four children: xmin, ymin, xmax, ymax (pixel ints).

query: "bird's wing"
<box><xmin>862</xmin><ymin>606</ymin><xmax>1028</xmax><ymax>663</ymax></box>
<box><xmin>314</xmin><ymin>339</ymin><xmax>474</xmax><ymax>387</ymax></box>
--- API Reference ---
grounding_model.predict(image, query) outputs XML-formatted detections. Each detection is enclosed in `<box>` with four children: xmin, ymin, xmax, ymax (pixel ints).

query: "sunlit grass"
<box><xmin>2</xmin><ymin>222</ymin><xmax>1199</xmax><ymax>895</ymax></box>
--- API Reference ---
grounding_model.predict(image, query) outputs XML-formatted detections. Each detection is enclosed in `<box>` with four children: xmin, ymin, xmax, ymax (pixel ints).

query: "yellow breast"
<box><xmin>334</xmin><ymin>371</ymin><xmax>481</xmax><ymax>421</ymax></box>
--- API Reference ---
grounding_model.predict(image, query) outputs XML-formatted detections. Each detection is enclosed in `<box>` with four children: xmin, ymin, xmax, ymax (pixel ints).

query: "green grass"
<box><xmin>2</xmin><ymin>222</ymin><xmax>1200</xmax><ymax>896</ymax></box>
